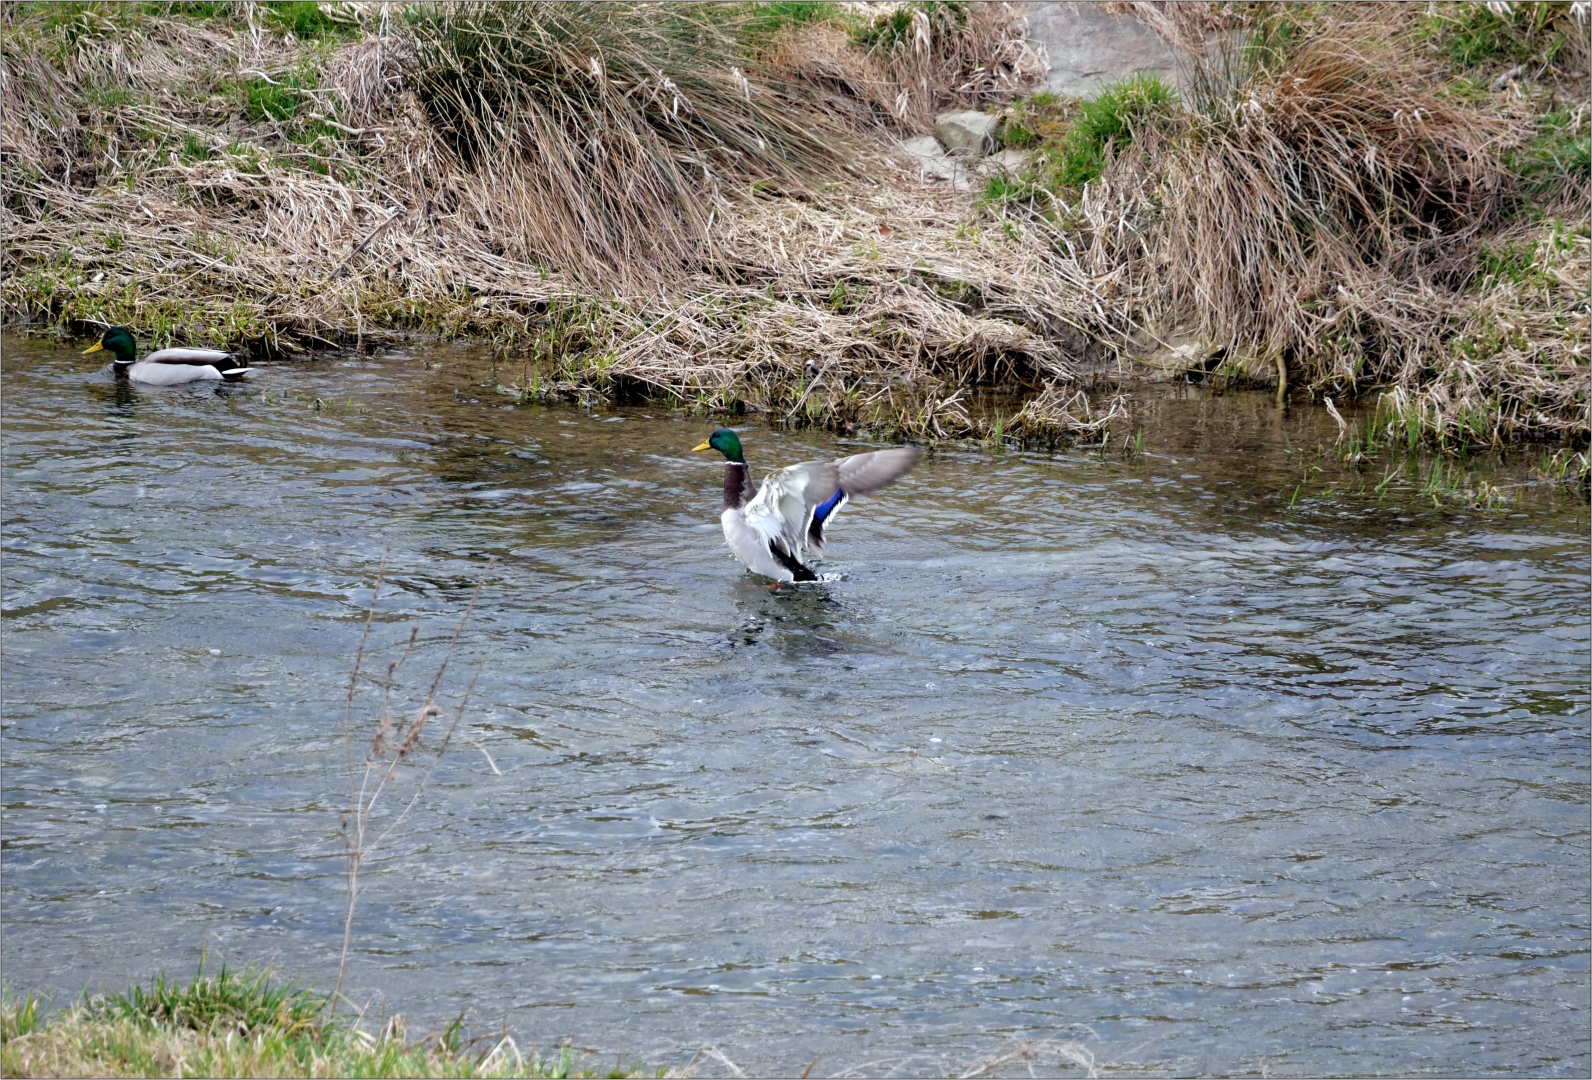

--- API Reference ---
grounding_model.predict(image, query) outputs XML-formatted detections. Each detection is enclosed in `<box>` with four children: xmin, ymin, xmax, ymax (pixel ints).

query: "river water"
<box><xmin>3</xmin><ymin>334</ymin><xmax>1587</xmax><ymax>1076</ymax></box>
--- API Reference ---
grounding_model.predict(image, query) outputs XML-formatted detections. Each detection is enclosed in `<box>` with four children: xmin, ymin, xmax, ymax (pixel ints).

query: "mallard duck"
<box><xmin>693</xmin><ymin>428</ymin><xmax>920</xmax><ymax>582</ymax></box>
<box><xmin>84</xmin><ymin>326</ymin><xmax>252</xmax><ymax>385</ymax></box>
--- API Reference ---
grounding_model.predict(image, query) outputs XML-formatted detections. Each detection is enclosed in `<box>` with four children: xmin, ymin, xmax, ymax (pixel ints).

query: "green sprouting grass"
<box><xmin>1470</xmin><ymin>220</ymin><xmax>1586</xmax><ymax>290</ymax></box>
<box><xmin>1476</xmin><ymin>237</ymin><xmax>1546</xmax><ymax>286</ymax></box>
<box><xmin>140</xmin><ymin>1</ymin><xmax>237</xmax><ymax>19</ymax></box>
<box><xmin>1048</xmin><ymin>73</ymin><xmax>1177</xmax><ymax>187</ymax></box>
<box><xmin>240</xmin><ymin>74</ymin><xmax>302</xmax><ymax>122</ymax></box>
<box><xmin>981</xmin><ymin>172</ymin><xmax>1026</xmax><ymax>202</ymax></box>
<box><xmin>261</xmin><ymin>0</ymin><xmax>358</xmax><ymax>40</ymax></box>
<box><xmin>852</xmin><ymin>0</ymin><xmax>967</xmax><ymax>51</ymax></box>
<box><xmin>1</xmin><ymin>992</ymin><xmax>43</xmax><ymax>1040</ymax></box>
<box><xmin>97</xmin><ymin>963</ymin><xmax>327</xmax><ymax>1036</ymax></box>
<box><xmin>1508</xmin><ymin>109</ymin><xmax>1592</xmax><ymax>205</ymax></box>
<box><xmin>1539</xmin><ymin>447</ymin><xmax>1592</xmax><ymax>486</ymax></box>
<box><xmin>1000</xmin><ymin>119</ymin><xmax>1038</xmax><ymax>147</ymax></box>
<box><xmin>179</xmin><ymin>132</ymin><xmax>210</xmax><ymax>162</ymax></box>
<box><xmin>741</xmin><ymin>0</ymin><xmax>845</xmax><ymax>45</ymax></box>
<box><xmin>236</xmin><ymin>64</ymin><xmax>340</xmax><ymax>154</ymax></box>
<box><xmin>82</xmin><ymin>82</ymin><xmax>139</xmax><ymax>110</ymax></box>
<box><xmin>1421</xmin><ymin>0</ymin><xmax>1579</xmax><ymax>69</ymax></box>
<box><xmin>1</xmin><ymin>966</ymin><xmax>648</xmax><ymax>1079</ymax></box>
<box><xmin>1001</xmin><ymin>91</ymin><xmax>1072</xmax><ymax>144</ymax></box>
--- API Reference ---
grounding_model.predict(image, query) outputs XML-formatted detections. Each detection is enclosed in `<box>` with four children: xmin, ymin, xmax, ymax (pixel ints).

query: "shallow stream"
<box><xmin>3</xmin><ymin>335</ymin><xmax>1587</xmax><ymax>1076</ymax></box>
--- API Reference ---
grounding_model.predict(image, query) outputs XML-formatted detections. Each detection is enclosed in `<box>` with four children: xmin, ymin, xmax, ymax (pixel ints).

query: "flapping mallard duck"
<box><xmin>693</xmin><ymin>428</ymin><xmax>920</xmax><ymax>582</ymax></box>
<box><xmin>84</xmin><ymin>326</ymin><xmax>252</xmax><ymax>385</ymax></box>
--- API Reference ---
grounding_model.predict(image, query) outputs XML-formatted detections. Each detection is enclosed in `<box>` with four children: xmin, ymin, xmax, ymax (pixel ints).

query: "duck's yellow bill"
<box><xmin>82</xmin><ymin>340</ymin><xmax>104</xmax><ymax>354</ymax></box>
<box><xmin>692</xmin><ymin>440</ymin><xmax>712</xmax><ymax>452</ymax></box>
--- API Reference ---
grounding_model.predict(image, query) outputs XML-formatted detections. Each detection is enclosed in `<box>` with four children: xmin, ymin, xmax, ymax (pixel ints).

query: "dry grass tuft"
<box><xmin>336</xmin><ymin>557</ymin><xmax>492</xmax><ymax>1005</ymax></box>
<box><xmin>1083</xmin><ymin>14</ymin><xmax>1512</xmax><ymax>353</ymax></box>
<box><xmin>843</xmin><ymin>1</ymin><xmax>1044</xmax><ymax>133</ymax></box>
<box><xmin>2</xmin><ymin>1</ymin><xmax>1584</xmax><ymax>449</ymax></box>
<box><xmin>1100</xmin><ymin>0</ymin><xmax>1236</xmax><ymax>54</ymax></box>
<box><xmin>1028</xmin><ymin>4</ymin><xmax>1588</xmax><ymax>444</ymax></box>
<box><xmin>404</xmin><ymin>2</ymin><xmax>858</xmax><ymax>286</ymax></box>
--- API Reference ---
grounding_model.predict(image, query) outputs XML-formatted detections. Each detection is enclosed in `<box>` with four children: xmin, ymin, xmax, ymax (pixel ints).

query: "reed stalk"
<box><xmin>333</xmin><ymin>557</ymin><xmax>495</xmax><ymax>1009</ymax></box>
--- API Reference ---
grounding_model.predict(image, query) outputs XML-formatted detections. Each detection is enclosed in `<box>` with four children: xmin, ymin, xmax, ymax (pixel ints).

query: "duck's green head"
<box><xmin>692</xmin><ymin>428</ymin><xmax>745</xmax><ymax>463</ymax></box>
<box><xmin>84</xmin><ymin>326</ymin><xmax>137</xmax><ymax>365</ymax></box>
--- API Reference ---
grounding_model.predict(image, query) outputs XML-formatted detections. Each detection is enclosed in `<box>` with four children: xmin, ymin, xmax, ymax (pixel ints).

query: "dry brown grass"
<box><xmin>756</xmin><ymin>2</ymin><xmax>1043</xmax><ymax>138</ymax></box>
<box><xmin>401</xmin><ymin>2</ymin><xmax>861</xmax><ymax>287</ymax></box>
<box><xmin>1100</xmin><ymin>0</ymin><xmax>1236</xmax><ymax>55</ymax></box>
<box><xmin>335</xmin><ymin>557</ymin><xmax>492</xmax><ymax>1006</ymax></box>
<box><xmin>2</xmin><ymin>1</ymin><xmax>1585</xmax><ymax>448</ymax></box>
<box><xmin>1071</xmin><ymin>13</ymin><xmax>1510</xmax><ymax>348</ymax></box>
<box><xmin>3</xmin><ymin>2</ymin><xmax>1115</xmax><ymax>442</ymax></box>
<box><xmin>1032</xmin><ymin>4</ymin><xmax>1588</xmax><ymax>444</ymax></box>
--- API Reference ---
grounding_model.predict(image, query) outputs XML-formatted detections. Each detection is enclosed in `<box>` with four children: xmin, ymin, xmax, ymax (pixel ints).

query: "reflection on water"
<box><xmin>2</xmin><ymin>335</ymin><xmax>1587</xmax><ymax>1076</ymax></box>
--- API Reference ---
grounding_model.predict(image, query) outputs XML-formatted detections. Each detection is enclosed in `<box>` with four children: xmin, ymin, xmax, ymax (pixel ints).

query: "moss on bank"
<box><xmin>1</xmin><ymin>1</ymin><xmax>1586</xmax><ymax>449</ymax></box>
<box><xmin>1</xmin><ymin>967</ymin><xmax>645</xmax><ymax>1079</ymax></box>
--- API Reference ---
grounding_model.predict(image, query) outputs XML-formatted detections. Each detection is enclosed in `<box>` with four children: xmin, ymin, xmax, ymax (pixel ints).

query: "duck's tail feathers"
<box><xmin>219</xmin><ymin>367</ymin><xmax>253</xmax><ymax>381</ymax></box>
<box><xmin>770</xmin><ymin>539</ymin><xmax>819</xmax><ymax>581</ymax></box>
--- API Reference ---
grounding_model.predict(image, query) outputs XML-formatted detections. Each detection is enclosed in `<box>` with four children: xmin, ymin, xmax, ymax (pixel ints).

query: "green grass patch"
<box><xmin>1508</xmin><ymin>108</ymin><xmax>1592</xmax><ymax>205</ymax></box>
<box><xmin>97</xmin><ymin>962</ymin><xmax>327</xmax><ymax>1036</ymax></box>
<box><xmin>8</xmin><ymin>3</ymin><xmax>146</xmax><ymax>64</ymax></box>
<box><xmin>852</xmin><ymin>0</ymin><xmax>967</xmax><ymax>51</ymax></box>
<box><xmin>978</xmin><ymin>170</ymin><xmax>1050</xmax><ymax>215</ymax></box>
<box><xmin>179</xmin><ymin>132</ymin><xmax>210</xmax><ymax>162</ymax></box>
<box><xmin>139</xmin><ymin>1</ymin><xmax>237</xmax><ymax>19</ymax></box>
<box><xmin>1048</xmin><ymin>73</ymin><xmax>1177</xmax><ymax>187</ymax></box>
<box><xmin>240</xmin><ymin>74</ymin><xmax>303</xmax><ymax>122</ymax></box>
<box><xmin>1421</xmin><ymin>0</ymin><xmax>1581</xmax><ymax>70</ymax></box>
<box><xmin>1</xmin><ymin>964</ymin><xmax>648</xmax><ymax>1078</ymax></box>
<box><xmin>741</xmin><ymin>0</ymin><xmax>845</xmax><ymax>46</ymax></box>
<box><xmin>235</xmin><ymin>62</ymin><xmax>342</xmax><ymax>156</ymax></box>
<box><xmin>82</xmin><ymin>81</ymin><xmax>139</xmax><ymax>110</ymax></box>
<box><xmin>982</xmin><ymin>172</ymin><xmax>1026</xmax><ymax>201</ymax></box>
<box><xmin>1475</xmin><ymin>219</ymin><xmax>1586</xmax><ymax>288</ymax></box>
<box><xmin>1476</xmin><ymin>237</ymin><xmax>1549</xmax><ymax>287</ymax></box>
<box><xmin>260</xmin><ymin>0</ymin><xmax>358</xmax><ymax>40</ymax></box>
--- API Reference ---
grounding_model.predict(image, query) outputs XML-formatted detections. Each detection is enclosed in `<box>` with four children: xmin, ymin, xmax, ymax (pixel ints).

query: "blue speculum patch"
<box><xmin>813</xmin><ymin>488</ymin><xmax>845</xmax><ymax>524</ymax></box>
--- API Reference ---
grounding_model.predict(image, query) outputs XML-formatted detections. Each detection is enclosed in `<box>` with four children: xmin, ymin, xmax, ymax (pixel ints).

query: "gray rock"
<box><xmin>1024</xmin><ymin>1</ymin><xmax>1181</xmax><ymax>99</ymax></box>
<box><xmin>899</xmin><ymin>135</ymin><xmax>972</xmax><ymax>190</ymax></box>
<box><xmin>934</xmin><ymin>110</ymin><xmax>1001</xmax><ymax>156</ymax></box>
<box><xmin>921</xmin><ymin>157</ymin><xmax>974</xmax><ymax>191</ymax></box>
<box><xmin>983</xmin><ymin>148</ymin><xmax>1035</xmax><ymax>175</ymax></box>
<box><xmin>900</xmin><ymin>134</ymin><xmax>946</xmax><ymax>157</ymax></box>
<box><xmin>1132</xmin><ymin>329</ymin><xmax>1218</xmax><ymax>377</ymax></box>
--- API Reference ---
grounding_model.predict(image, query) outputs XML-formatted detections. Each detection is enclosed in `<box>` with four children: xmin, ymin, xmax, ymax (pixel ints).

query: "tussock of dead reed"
<box><xmin>404</xmin><ymin>1</ymin><xmax>857</xmax><ymax>286</ymax></box>
<box><xmin>1036</xmin><ymin>5</ymin><xmax>1588</xmax><ymax>444</ymax></box>
<box><xmin>764</xmin><ymin>0</ymin><xmax>1044</xmax><ymax>136</ymax></box>
<box><xmin>2</xmin><ymin>1</ymin><xmax>1585</xmax><ymax>448</ymax></box>
<box><xmin>3</xmin><ymin>2</ymin><xmax>1109</xmax><ymax>441</ymax></box>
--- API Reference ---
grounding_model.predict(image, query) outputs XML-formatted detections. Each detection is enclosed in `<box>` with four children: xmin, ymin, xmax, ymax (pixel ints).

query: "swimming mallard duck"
<box><xmin>693</xmin><ymin>428</ymin><xmax>920</xmax><ymax>582</ymax></box>
<box><xmin>84</xmin><ymin>326</ymin><xmax>252</xmax><ymax>385</ymax></box>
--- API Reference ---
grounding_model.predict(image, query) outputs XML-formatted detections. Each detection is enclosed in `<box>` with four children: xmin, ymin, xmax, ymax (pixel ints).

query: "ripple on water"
<box><xmin>2</xmin><ymin>335</ymin><xmax>1587</xmax><ymax>1076</ymax></box>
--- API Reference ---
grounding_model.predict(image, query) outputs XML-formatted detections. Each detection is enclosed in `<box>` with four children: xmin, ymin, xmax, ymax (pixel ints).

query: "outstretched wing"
<box><xmin>805</xmin><ymin>447</ymin><xmax>920</xmax><ymax>555</ymax></box>
<box><xmin>836</xmin><ymin>447</ymin><xmax>921</xmax><ymax>496</ymax></box>
<box><xmin>742</xmin><ymin>459</ymin><xmax>840</xmax><ymax>569</ymax></box>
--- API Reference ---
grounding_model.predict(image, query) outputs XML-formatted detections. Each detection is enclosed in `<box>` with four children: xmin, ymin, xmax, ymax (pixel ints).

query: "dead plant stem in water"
<box><xmin>334</xmin><ymin>557</ymin><xmax>496</xmax><ymax>1009</ymax></box>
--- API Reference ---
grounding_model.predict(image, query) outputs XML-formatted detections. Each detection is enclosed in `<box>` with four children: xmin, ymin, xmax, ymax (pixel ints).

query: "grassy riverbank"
<box><xmin>2</xmin><ymin>1</ymin><xmax>1586</xmax><ymax>448</ymax></box>
<box><xmin>1</xmin><ymin>967</ymin><xmax>644</xmax><ymax>1078</ymax></box>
